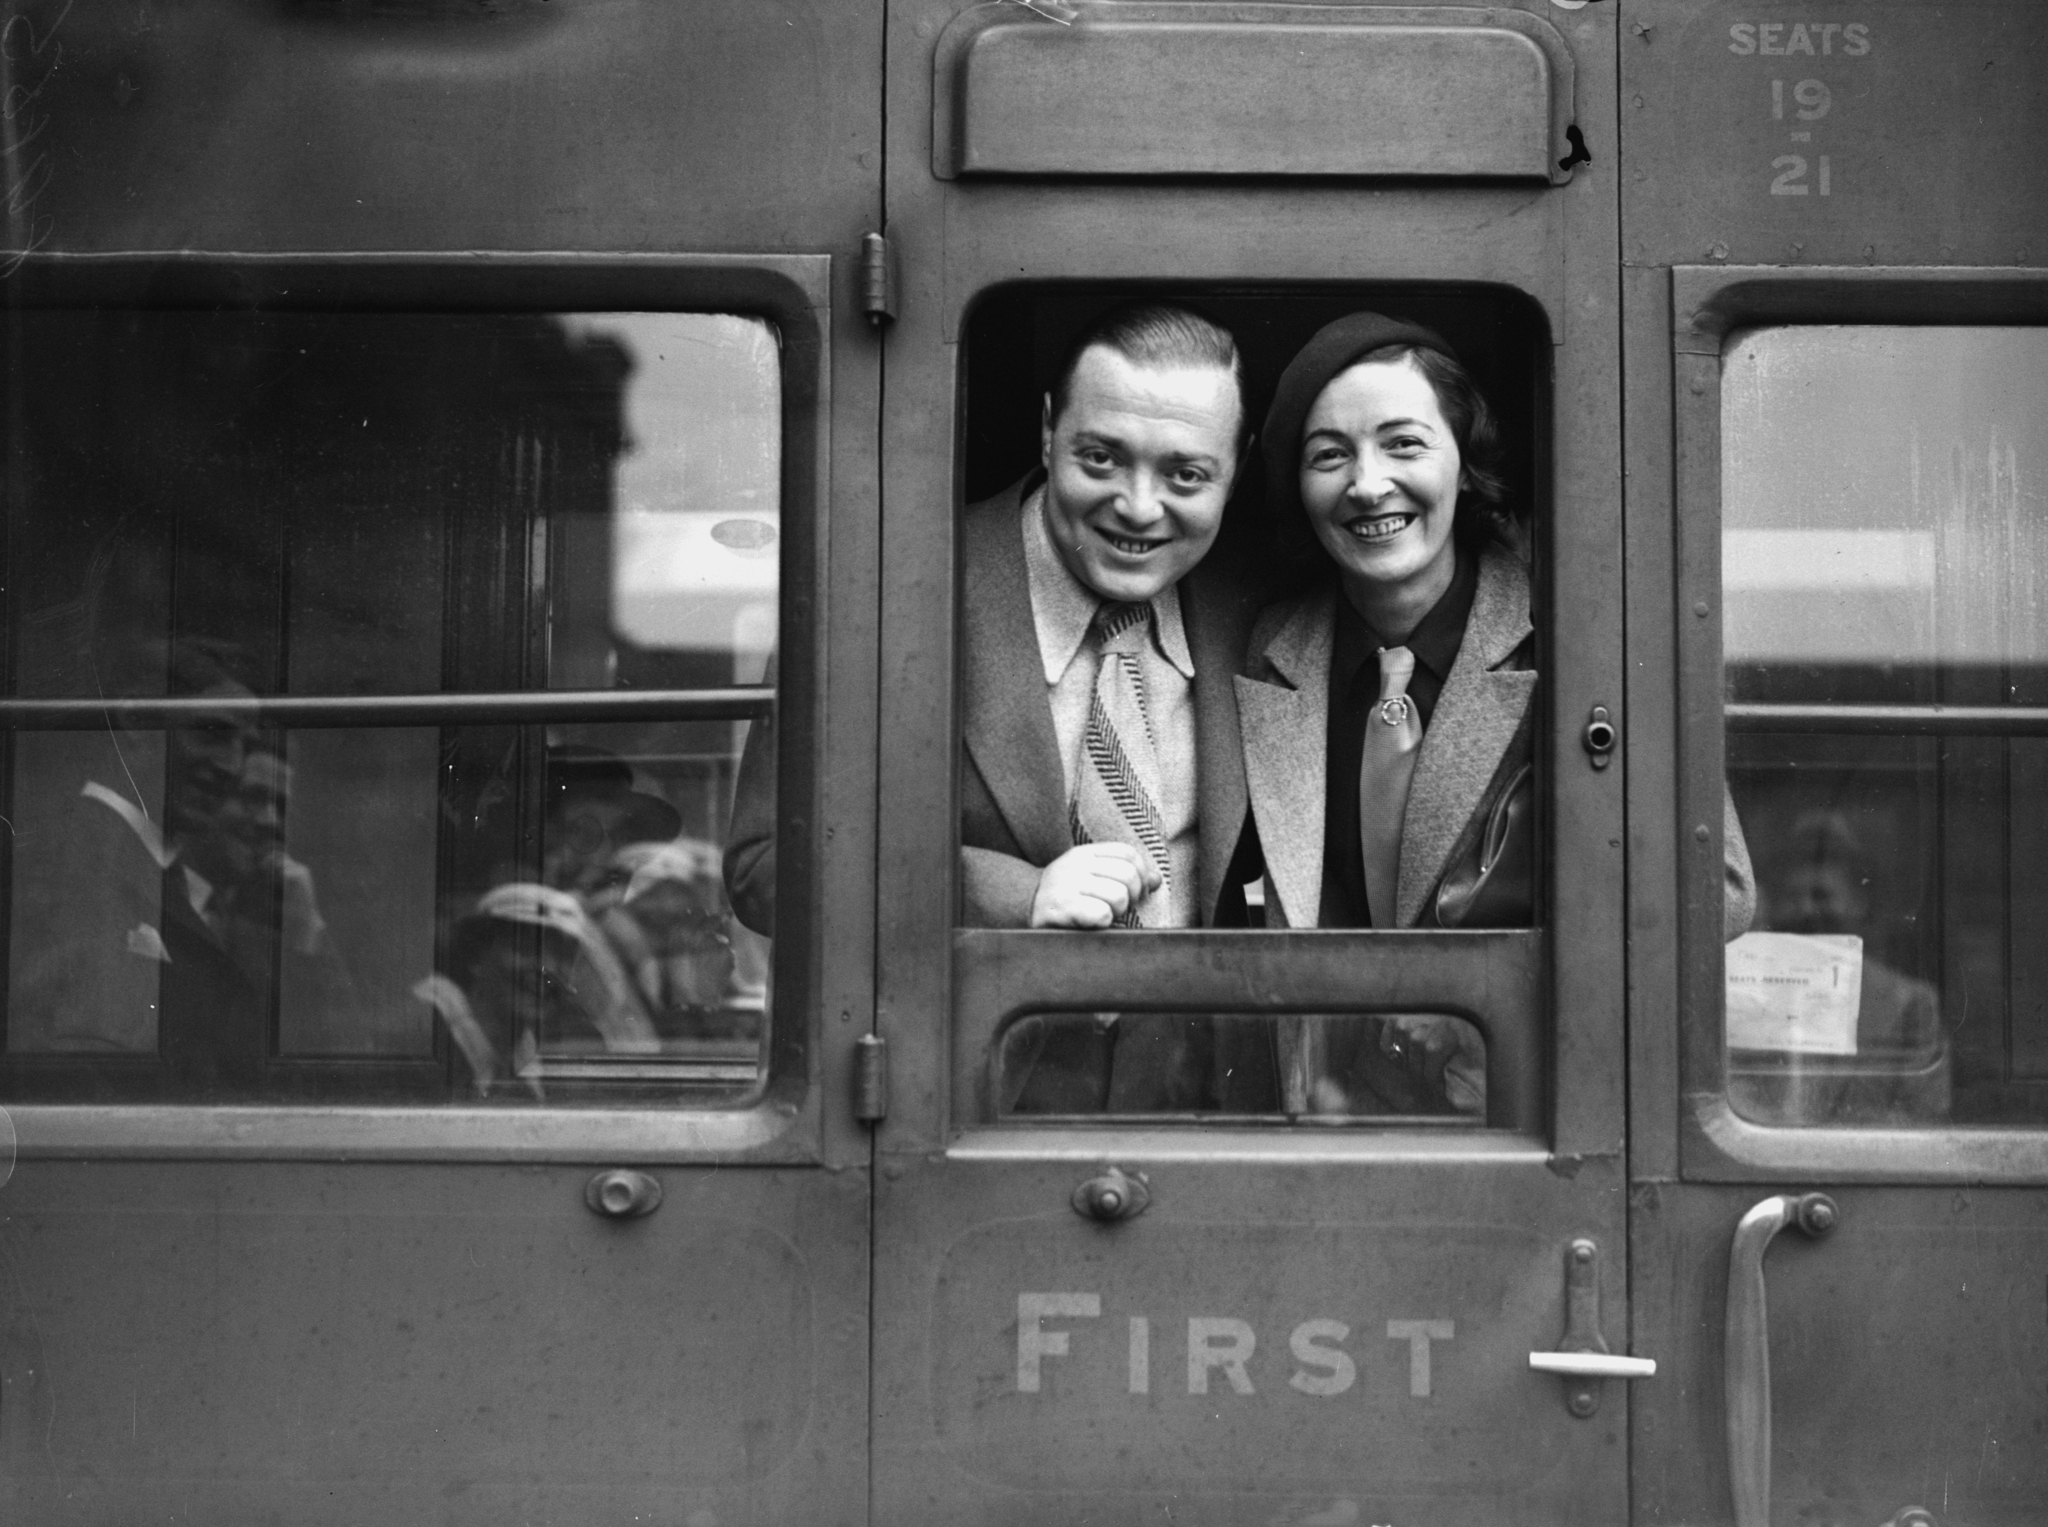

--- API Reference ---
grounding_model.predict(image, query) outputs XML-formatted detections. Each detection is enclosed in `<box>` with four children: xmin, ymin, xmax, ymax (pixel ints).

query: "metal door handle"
<box><xmin>1726</xmin><ymin>1192</ymin><xmax>1838</xmax><ymax>1527</ymax></box>
<box><xmin>1528</xmin><ymin>1351</ymin><xmax>1656</xmax><ymax>1379</ymax></box>
<box><xmin>1528</xmin><ymin>1238</ymin><xmax>1654</xmax><ymax>1416</ymax></box>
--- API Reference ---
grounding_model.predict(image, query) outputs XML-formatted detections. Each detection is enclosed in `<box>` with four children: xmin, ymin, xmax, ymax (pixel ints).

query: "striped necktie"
<box><xmin>1357</xmin><ymin>644</ymin><xmax>1424</xmax><ymax>928</ymax></box>
<box><xmin>1069</xmin><ymin>600</ymin><xmax>1171</xmax><ymax>928</ymax></box>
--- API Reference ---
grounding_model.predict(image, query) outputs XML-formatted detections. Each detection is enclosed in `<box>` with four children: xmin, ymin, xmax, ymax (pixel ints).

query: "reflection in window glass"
<box><xmin>1721</xmin><ymin>327</ymin><xmax>2048</xmax><ymax>1125</ymax></box>
<box><xmin>998</xmin><ymin>1011</ymin><xmax>1486</xmax><ymax>1121</ymax></box>
<box><xmin>1</xmin><ymin>311</ymin><xmax>779</xmax><ymax>1103</ymax></box>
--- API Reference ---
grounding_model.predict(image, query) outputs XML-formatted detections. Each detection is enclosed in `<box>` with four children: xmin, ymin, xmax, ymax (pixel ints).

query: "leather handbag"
<box><xmin>1429</xmin><ymin>727</ymin><xmax>1537</xmax><ymax>929</ymax></box>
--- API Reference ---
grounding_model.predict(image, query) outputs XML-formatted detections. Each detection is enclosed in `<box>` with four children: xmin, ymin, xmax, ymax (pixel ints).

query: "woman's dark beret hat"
<box><xmin>1259</xmin><ymin>311</ymin><xmax>1462</xmax><ymax>522</ymax></box>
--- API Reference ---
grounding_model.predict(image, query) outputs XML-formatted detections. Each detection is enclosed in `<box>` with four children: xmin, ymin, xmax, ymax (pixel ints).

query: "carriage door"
<box><xmin>0</xmin><ymin>2</ymin><xmax>880</xmax><ymax>1520</ymax></box>
<box><xmin>1622</xmin><ymin>5</ymin><xmax>2048</xmax><ymax>1523</ymax></box>
<box><xmin>873</xmin><ymin>4</ymin><xmax>1632</xmax><ymax>1522</ymax></box>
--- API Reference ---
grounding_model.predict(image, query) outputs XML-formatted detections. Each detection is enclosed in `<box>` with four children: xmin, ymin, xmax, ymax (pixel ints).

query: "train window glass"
<box><xmin>0</xmin><ymin>310</ymin><xmax>780</xmax><ymax>1104</ymax></box>
<box><xmin>959</xmin><ymin>285</ymin><xmax>1547</xmax><ymax>1124</ymax></box>
<box><xmin>996</xmin><ymin>1011</ymin><xmax>1485</xmax><ymax>1121</ymax></box>
<box><xmin>1721</xmin><ymin>326</ymin><xmax>2048</xmax><ymax>1126</ymax></box>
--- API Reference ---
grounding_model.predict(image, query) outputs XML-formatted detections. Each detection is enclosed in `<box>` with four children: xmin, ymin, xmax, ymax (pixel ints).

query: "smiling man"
<box><xmin>960</xmin><ymin>302</ymin><xmax>1257</xmax><ymax>932</ymax></box>
<box><xmin>723</xmin><ymin>302</ymin><xmax>1271</xmax><ymax>1110</ymax></box>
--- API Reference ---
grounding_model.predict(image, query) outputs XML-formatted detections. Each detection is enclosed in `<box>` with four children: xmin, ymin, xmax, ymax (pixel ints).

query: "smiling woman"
<box><xmin>1298</xmin><ymin>356</ymin><xmax>1478</xmax><ymax>649</ymax></box>
<box><xmin>1235</xmin><ymin>309</ymin><xmax>1754</xmax><ymax>960</ymax></box>
<box><xmin>1244</xmin><ymin>312</ymin><xmax>1536</xmax><ymax>939</ymax></box>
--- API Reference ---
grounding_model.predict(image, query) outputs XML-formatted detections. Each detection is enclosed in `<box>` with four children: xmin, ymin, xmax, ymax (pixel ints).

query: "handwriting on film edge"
<box><xmin>0</xmin><ymin>0</ymin><xmax>72</xmax><ymax>275</ymax></box>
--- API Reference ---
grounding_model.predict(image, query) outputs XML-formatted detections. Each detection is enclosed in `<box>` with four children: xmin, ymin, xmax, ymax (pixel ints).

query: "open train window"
<box><xmin>955</xmin><ymin>283</ymin><xmax>1551</xmax><ymax>1128</ymax></box>
<box><xmin>1715</xmin><ymin>324</ymin><xmax>2048</xmax><ymax>1130</ymax></box>
<box><xmin>0</xmin><ymin>305</ymin><xmax>784</xmax><ymax>1107</ymax></box>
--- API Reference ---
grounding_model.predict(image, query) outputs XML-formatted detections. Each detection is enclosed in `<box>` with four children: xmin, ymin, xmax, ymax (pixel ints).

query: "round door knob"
<box><xmin>1071</xmin><ymin>1167</ymin><xmax>1150</xmax><ymax>1223</ymax></box>
<box><xmin>585</xmin><ymin>1169</ymin><xmax>663</xmax><ymax>1220</ymax></box>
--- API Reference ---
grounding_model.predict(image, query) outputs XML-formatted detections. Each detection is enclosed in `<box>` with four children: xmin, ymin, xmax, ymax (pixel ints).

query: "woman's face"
<box><xmin>1298</xmin><ymin>356</ymin><xmax>1465</xmax><ymax>607</ymax></box>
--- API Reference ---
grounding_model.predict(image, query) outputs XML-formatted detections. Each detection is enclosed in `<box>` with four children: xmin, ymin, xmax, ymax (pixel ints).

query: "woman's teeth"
<box><xmin>1348</xmin><ymin>514</ymin><xmax>1414</xmax><ymax>543</ymax></box>
<box><xmin>1105</xmin><ymin>534</ymin><xmax>1162</xmax><ymax>554</ymax></box>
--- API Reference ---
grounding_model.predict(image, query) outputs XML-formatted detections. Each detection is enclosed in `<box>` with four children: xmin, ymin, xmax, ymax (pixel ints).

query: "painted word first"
<box><xmin>1018</xmin><ymin>1293</ymin><xmax>1455</xmax><ymax>1399</ymax></box>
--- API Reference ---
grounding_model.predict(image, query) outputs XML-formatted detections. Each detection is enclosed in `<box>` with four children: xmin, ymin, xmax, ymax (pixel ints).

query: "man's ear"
<box><xmin>1040</xmin><ymin>392</ymin><xmax>1055</xmax><ymax>466</ymax></box>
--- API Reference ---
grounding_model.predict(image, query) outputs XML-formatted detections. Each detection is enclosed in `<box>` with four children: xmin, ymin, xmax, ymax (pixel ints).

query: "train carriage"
<box><xmin>0</xmin><ymin>1</ymin><xmax>2043</xmax><ymax>1523</ymax></box>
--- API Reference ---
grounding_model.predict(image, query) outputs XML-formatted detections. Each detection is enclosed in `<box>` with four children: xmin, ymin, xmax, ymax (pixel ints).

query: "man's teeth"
<box><xmin>1349</xmin><ymin>514</ymin><xmax>1414</xmax><ymax>543</ymax></box>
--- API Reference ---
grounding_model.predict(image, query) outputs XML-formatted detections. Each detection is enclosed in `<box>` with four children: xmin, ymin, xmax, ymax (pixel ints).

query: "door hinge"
<box><xmin>853</xmin><ymin>1032</ymin><xmax>889</xmax><ymax>1123</ymax></box>
<box><xmin>859</xmin><ymin>232</ymin><xmax>898</xmax><ymax>329</ymax></box>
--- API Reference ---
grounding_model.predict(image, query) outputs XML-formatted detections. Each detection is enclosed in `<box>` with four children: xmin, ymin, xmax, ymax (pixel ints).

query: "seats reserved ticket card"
<box><xmin>1725</xmin><ymin>932</ymin><xmax>1864</xmax><ymax>1055</ymax></box>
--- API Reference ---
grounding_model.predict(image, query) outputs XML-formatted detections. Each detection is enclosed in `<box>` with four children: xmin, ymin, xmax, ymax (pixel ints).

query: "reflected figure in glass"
<box><xmin>10</xmin><ymin>642</ymin><xmax>361</xmax><ymax>1091</ymax></box>
<box><xmin>428</xmin><ymin>744</ymin><xmax>757</xmax><ymax>1096</ymax></box>
<box><xmin>1725</xmin><ymin>810</ymin><xmax>1950</xmax><ymax>1124</ymax></box>
<box><xmin>1766</xmin><ymin>809</ymin><xmax>1943</xmax><ymax>1061</ymax></box>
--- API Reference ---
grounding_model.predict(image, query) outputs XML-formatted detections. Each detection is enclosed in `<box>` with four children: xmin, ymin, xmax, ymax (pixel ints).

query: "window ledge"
<box><xmin>946</xmin><ymin>1124</ymin><xmax>1554</xmax><ymax>1166</ymax></box>
<box><xmin>1688</xmin><ymin>1093</ymin><xmax>2048</xmax><ymax>1185</ymax></box>
<box><xmin>0</xmin><ymin>1099</ymin><xmax>820</xmax><ymax>1165</ymax></box>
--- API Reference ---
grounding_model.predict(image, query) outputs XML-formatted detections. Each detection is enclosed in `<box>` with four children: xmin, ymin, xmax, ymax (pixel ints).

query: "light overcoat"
<box><xmin>1236</xmin><ymin>545</ymin><xmax>1756</xmax><ymax>936</ymax></box>
<box><xmin>1236</xmin><ymin>543</ymin><xmax>1535</xmax><ymax>930</ymax></box>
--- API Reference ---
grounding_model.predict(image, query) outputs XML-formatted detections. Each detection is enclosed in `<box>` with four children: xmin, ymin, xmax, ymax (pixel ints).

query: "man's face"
<box><xmin>166</xmin><ymin>686</ymin><xmax>260</xmax><ymax>876</ymax></box>
<box><xmin>1770</xmin><ymin>861</ymin><xmax>1868</xmax><ymax>935</ymax></box>
<box><xmin>231</xmin><ymin>752</ymin><xmax>291</xmax><ymax>865</ymax></box>
<box><xmin>544</xmin><ymin>791</ymin><xmax>642</xmax><ymax>895</ymax></box>
<box><xmin>1039</xmin><ymin>345</ymin><xmax>1242</xmax><ymax>604</ymax></box>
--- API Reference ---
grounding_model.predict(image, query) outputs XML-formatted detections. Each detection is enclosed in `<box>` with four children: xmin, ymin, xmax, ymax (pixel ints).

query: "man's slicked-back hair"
<box><xmin>1048</xmin><ymin>301</ymin><xmax>1248</xmax><ymax>439</ymax></box>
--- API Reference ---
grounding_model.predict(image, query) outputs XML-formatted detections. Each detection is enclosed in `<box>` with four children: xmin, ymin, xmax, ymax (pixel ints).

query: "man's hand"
<box><xmin>1376</xmin><ymin>1012</ymin><xmax>1486</xmax><ymax>1116</ymax></box>
<box><xmin>1029</xmin><ymin>843</ymin><xmax>1162</xmax><ymax>929</ymax></box>
<box><xmin>274</xmin><ymin>854</ymin><xmax>330</xmax><ymax>955</ymax></box>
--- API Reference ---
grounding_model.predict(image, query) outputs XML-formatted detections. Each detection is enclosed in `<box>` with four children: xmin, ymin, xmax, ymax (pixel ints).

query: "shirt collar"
<box><xmin>1406</xmin><ymin>549</ymin><xmax>1478</xmax><ymax>682</ymax></box>
<box><xmin>1020</xmin><ymin>485</ymin><xmax>1195</xmax><ymax>683</ymax></box>
<box><xmin>1333</xmin><ymin>549</ymin><xmax>1477</xmax><ymax>684</ymax></box>
<box><xmin>182</xmin><ymin>863</ymin><xmax>217</xmax><ymax>919</ymax></box>
<box><xmin>82</xmin><ymin>779</ymin><xmax>173</xmax><ymax>869</ymax></box>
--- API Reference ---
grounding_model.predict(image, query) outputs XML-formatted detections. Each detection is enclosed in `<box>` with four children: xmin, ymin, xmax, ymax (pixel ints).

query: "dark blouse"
<box><xmin>1317</xmin><ymin>552</ymin><xmax>1479</xmax><ymax>928</ymax></box>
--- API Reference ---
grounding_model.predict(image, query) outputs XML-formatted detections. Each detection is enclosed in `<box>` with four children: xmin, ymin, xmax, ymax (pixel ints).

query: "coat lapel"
<box><xmin>1235</xmin><ymin>586</ymin><xmax>1335</xmax><ymax>930</ymax></box>
<box><xmin>1397</xmin><ymin>547</ymin><xmax>1535</xmax><ymax>926</ymax></box>
<box><xmin>961</xmin><ymin>481</ymin><xmax>1071</xmax><ymax>868</ymax></box>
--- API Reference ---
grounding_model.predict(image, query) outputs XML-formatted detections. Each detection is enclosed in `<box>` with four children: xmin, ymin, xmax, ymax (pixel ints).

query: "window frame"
<box><xmin>1671</xmin><ymin>262</ymin><xmax>2048</xmax><ymax>1184</ymax></box>
<box><xmin>0</xmin><ymin>252</ymin><xmax>835</xmax><ymax>1165</ymax></box>
<box><xmin>937</xmin><ymin>275</ymin><xmax>1577</xmax><ymax>1156</ymax></box>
